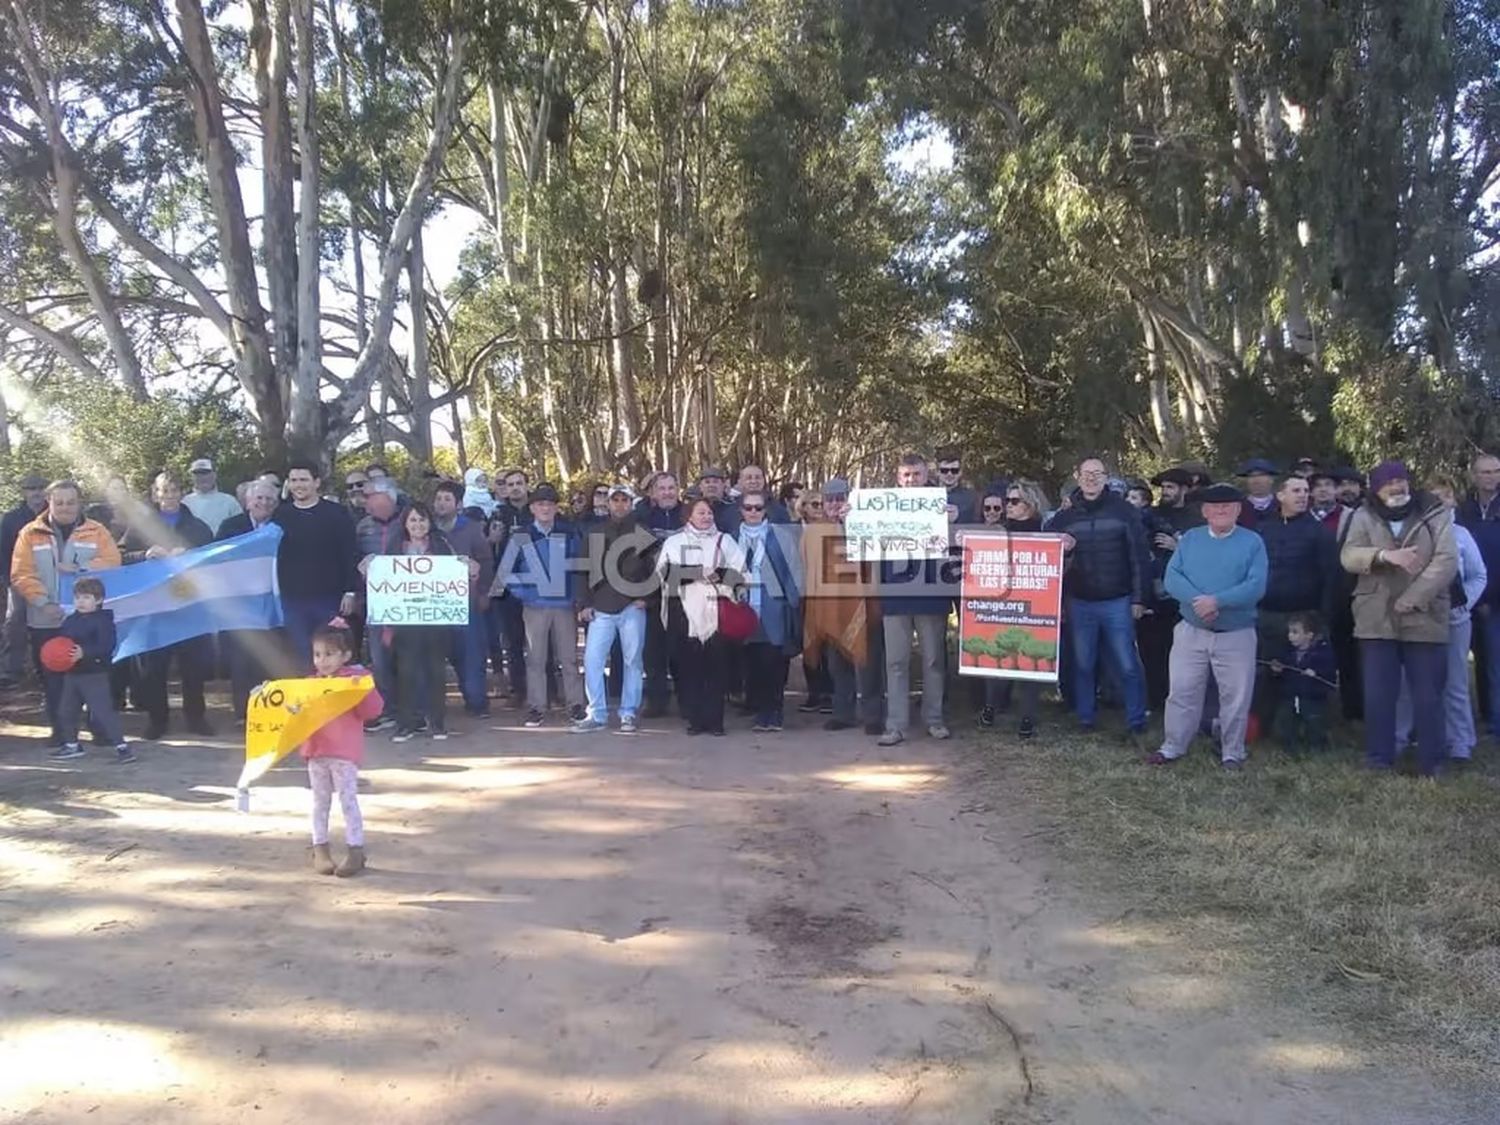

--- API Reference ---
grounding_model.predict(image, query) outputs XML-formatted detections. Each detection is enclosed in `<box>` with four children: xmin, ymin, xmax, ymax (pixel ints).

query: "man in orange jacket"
<box><xmin>11</xmin><ymin>479</ymin><xmax>121</xmax><ymax>744</ymax></box>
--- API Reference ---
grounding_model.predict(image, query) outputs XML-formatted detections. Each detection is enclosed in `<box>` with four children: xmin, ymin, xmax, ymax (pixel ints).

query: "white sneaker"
<box><xmin>927</xmin><ymin>723</ymin><xmax>951</xmax><ymax>740</ymax></box>
<box><xmin>620</xmin><ymin>715</ymin><xmax>638</xmax><ymax>734</ymax></box>
<box><xmin>876</xmin><ymin>729</ymin><xmax>905</xmax><ymax>747</ymax></box>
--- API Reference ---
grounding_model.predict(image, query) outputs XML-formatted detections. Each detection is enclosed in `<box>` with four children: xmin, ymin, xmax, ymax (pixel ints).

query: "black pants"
<box><xmin>645</xmin><ymin>598</ymin><xmax>678</xmax><ymax>712</ymax></box>
<box><xmin>1136</xmin><ymin>608</ymin><xmax>1177</xmax><ymax>712</ymax></box>
<box><xmin>744</xmin><ymin>641</ymin><xmax>788</xmax><ymax>720</ymax></box>
<box><xmin>395</xmin><ymin>626</ymin><xmax>449</xmax><ymax>732</ymax></box>
<box><xmin>1332</xmin><ymin>608</ymin><xmax>1363</xmax><ymax>721</ymax></box>
<box><xmin>803</xmin><ymin>657</ymin><xmax>832</xmax><ymax>703</ymax></box>
<box><xmin>227</xmin><ymin>629</ymin><xmax>279</xmax><ymax>716</ymax></box>
<box><xmin>140</xmin><ymin>636</ymin><xmax>210</xmax><ymax>726</ymax></box>
<box><xmin>985</xmin><ymin>678</ymin><xmax>1041</xmax><ymax>722</ymax></box>
<box><xmin>493</xmin><ymin>594</ymin><xmax>527</xmax><ymax>698</ymax></box>
<box><xmin>672</xmin><ymin>622</ymin><xmax>728</xmax><ymax>732</ymax></box>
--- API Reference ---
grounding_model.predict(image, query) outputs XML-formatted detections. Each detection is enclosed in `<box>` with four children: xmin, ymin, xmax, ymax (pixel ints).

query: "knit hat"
<box><xmin>821</xmin><ymin>477</ymin><xmax>851</xmax><ymax>498</ymax></box>
<box><xmin>1367</xmin><ymin>461</ymin><xmax>1409</xmax><ymax>495</ymax></box>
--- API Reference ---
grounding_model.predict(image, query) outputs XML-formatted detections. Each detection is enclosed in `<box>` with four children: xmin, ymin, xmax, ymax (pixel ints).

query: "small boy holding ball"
<box><xmin>50</xmin><ymin>576</ymin><xmax>132</xmax><ymax>763</ymax></box>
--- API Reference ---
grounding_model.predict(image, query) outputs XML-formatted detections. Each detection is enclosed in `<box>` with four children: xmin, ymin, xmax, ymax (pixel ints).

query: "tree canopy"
<box><xmin>1</xmin><ymin>0</ymin><xmax>1496</xmax><ymax>488</ymax></box>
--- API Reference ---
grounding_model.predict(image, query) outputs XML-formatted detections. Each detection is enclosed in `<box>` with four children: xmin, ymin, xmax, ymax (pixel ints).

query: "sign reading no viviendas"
<box><xmin>844</xmin><ymin>487</ymin><xmax>951</xmax><ymax>562</ymax></box>
<box><xmin>366</xmin><ymin>555</ymin><xmax>470</xmax><ymax>626</ymax></box>
<box><xmin>957</xmin><ymin>531</ymin><xmax>1064</xmax><ymax>682</ymax></box>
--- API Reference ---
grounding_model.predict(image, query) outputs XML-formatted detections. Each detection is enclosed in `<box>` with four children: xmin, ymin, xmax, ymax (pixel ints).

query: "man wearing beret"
<box><xmin>1147</xmin><ymin>483</ymin><xmax>1268</xmax><ymax>770</ymax></box>
<box><xmin>1235</xmin><ymin>459</ymin><xmax>1280</xmax><ymax>527</ymax></box>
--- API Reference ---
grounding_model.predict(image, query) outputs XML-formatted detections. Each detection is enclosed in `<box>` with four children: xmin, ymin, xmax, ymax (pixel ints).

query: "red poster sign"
<box><xmin>957</xmin><ymin>532</ymin><xmax>1064</xmax><ymax>682</ymax></box>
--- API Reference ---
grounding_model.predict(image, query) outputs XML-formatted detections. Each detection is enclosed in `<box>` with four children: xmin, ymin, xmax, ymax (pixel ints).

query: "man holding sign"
<box><xmin>866</xmin><ymin>453</ymin><xmax>958</xmax><ymax>746</ymax></box>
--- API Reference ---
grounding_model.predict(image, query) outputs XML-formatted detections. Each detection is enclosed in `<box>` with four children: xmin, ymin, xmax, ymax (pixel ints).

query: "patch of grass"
<box><xmin>967</xmin><ymin>716</ymin><xmax>1500</xmax><ymax>1078</ymax></box>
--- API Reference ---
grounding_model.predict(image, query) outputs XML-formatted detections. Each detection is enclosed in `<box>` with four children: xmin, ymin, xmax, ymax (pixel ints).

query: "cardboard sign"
<box><xmin>236</xmin><ymin>675</ymin><xmax>375</xmax><ymax>789</ymax></box>
<box><xmin>957</xmin><ymin>532</ymin><xmax>1064</xmax><ymax>682</ymax></box>
<box><xmin>366</xmin><ymin>555</ymin><xmax>470</xmax><ymax>625</ymax></box>
<box><xmin>844</xmin><ymin>487</ymin><xmax>950</xmax><ymax>561</ymax></box>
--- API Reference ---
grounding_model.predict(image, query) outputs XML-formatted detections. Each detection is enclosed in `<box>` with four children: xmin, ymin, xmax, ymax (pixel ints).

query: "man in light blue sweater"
<box><xmin>1147</xmin><ymin>483</ymin><xmax>1269</xmax><ymax>769</ymax></box>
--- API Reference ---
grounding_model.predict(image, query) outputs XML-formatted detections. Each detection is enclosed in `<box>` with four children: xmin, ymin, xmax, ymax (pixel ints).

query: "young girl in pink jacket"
<box><xmin>305</xmin><ymin>619</ymin><xmax>385</xmax><ymax>877</ymax></box>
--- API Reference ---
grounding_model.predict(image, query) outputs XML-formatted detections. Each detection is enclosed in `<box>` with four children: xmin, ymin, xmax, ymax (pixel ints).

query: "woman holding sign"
<box><xmin>390</xmin><ymin>503</ymin><xmax>465</xmax><ymax>742</ymax></box>
<box><xmin>976</xmin><ymin>481</ymin><xmax>1049</xmax><ymax>739</ymax></box>
<box><xmin>656</xmin><ymin>498</ymin><xmax>748</xmax><ymax>736</ymax></box>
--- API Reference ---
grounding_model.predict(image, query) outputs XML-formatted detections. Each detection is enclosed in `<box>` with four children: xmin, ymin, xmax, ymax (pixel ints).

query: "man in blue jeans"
<box><xmin>433</xmin><ymin>482</ymin><xmax>494</xmax><ymax>717</ymax></box>
<box><xmin>1046</xmin><ymin>455</ymin><xmax>1152</xmax><ymax>738</ymax></box>
<box><xmin>573</xmin><ymin>485</ymin><xmax>655</xmax><ymax>733</ymax></box>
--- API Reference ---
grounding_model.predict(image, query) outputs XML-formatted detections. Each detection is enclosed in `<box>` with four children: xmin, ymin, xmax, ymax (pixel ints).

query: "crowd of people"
<box><xmin>3</xmin><ymin>447</ymin><xmax>1495</xmax><ymax>782</ymax></box>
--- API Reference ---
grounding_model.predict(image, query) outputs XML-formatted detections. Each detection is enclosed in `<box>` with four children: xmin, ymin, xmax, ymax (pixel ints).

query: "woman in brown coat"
<box><xmin>1340</xmin><ymin>461</ymin><xmax>1457</xmax><ymax>775</ymax></box>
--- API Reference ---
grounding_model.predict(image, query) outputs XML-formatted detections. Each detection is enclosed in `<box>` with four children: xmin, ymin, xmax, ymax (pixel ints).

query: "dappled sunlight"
<box><xmin>13</xmin><ymin>902</ymin><xmax>152</xmax><ymax>938</ymax></box>
<box><xmin>504</xmin><ymin>924</ymin><xmax>725</xmax><ymax>965</ymax></box>
<box><xmin>522</xmin><ymin>811</ymin><xmax>666</xmax><ymax>835</ymax></box>
<box><xmin>810</xmin><ymin>763</ymin><xmax>946</xmax><ymax>791</ymax></box>
<box><xmin>0</xmin><ymin>1020</ymin><xmax>186</xmax><ymax>1101</ymax></box>
<box><xmin>1257</xmin><ymin>1040</ymin><xmax>1364</xmax><ymax>1071</ymax></box>
<box><xmin>1068</xmin><ymin>921</ymin><xmax>1177</xmax><ymax>951</ymax></box>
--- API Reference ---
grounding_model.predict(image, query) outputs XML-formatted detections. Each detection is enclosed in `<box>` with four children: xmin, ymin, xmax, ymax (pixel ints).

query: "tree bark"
<box><xmin>290</xmin><ymin>0</ymin><xmax>323</xmax><ymax>452</ymax></box>
<box><xmin>175</xmin><ymin>0</ymin><xmax>285</xmax><ymax>454</ymax></box>
<box><xmin>407</xmin><ymin>223</ymin><xmax>434</xmax><ymax>462</ymax></box>
<box><xmin>249</xmin><ymin>0</ymin><xmax>298</xmax><ymax>400</ymax></box>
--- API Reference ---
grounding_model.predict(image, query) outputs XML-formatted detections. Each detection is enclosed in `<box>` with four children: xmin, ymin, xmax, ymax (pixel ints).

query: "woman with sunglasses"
<box><xmin>735</xmin><ymin>491</ymin><xmax>801</xmax><ymax>731</ymax></box>
<box><xmin>977</xmin><ymin>480</ymin><xmax>1050</xmax><ymax>739</ymax></box>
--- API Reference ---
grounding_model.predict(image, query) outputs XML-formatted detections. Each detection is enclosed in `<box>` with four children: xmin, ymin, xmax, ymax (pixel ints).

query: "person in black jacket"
<box><xmin>1251</xmin><ymin>474</ymin><xmax>1338</xmax><ymax>732</ymax></box>
<box><xmin>122</xmin><ymin>472</ymin><xmax>217</xmax><ymax>739</ymax></box>
<box><xmin>1269</xmin><ymin>611</ymin><xmax>1338</xmax><ymax>753</ymax></box>
<box><xmin>272</xmin><ymin>462</ymin><xmax>359</xmax><ymax>675</ymax></box>
<box><xmin>52</xmin><ymin>576</ymin><xmax>132</xmax><ymax>763</ymax></box>
<box><xmin>1045</xmin><ymin>456</ymin><xmax>1151</xmax><ymax>737</ymax></box>
<box><xmin>0</xmin><ymin>473</ymin><xmax>48</xmax><ymax>684</ymax></box>
<box><xmin>637</xmin><ymin>472</ymin><xmax>687</xmax><ymax>716</ymax></box>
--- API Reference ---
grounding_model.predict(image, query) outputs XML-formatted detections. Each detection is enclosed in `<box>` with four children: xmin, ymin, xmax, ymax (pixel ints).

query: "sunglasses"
<box><xmin>982</xmin><ymin>504</ymin><xmax>1005</xmax><ymax>513</ymax></box>
<box><xmin>938</xmin><ymin>466</ymin><xmax>961</xmax><ymax>474</ymax></box>
<box><xmin>804</xmin><ymin>499</ymin><xmax>824</xmax><ymax>506</ymax></box>
<box><xmin>346</xmin><ymin>481</ymin><xmax>367</xmax><ymax>491</ymax></box>
<box><xmin>742</xmin><ymin>504</ymin><xmax>765</xmax><ymax>513</ymax></box>
<box><xmin>1006</xmin><ymin>497</ymin><xmax>1026</xmax><ymax>504</ymax></box>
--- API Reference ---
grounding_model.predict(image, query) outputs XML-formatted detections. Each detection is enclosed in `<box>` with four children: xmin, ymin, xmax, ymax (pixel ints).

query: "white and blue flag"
<box><xmin>61</xmin><ymin>524</ymin><xmax>283</xmax><ymax>661</ymax></box>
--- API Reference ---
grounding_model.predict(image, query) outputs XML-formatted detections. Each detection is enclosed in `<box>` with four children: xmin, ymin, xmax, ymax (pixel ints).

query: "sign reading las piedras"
<box><xmin>844</xmin><ymin>487</ymin><xmax>951</xmax><ymax>562</ymax></box>
<box><xmin>366</xmin><ymin>555</ymin><xmax>470</xmax><ymax>626</ymax></box>
<box><xmin>957</xmin><ymin>532</ymin><xmax>1064</xmax><ymax>682</ymax></box>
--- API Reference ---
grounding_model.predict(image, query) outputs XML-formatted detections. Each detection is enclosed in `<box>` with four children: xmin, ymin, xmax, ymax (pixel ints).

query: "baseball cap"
<box><xmin>529</xmin><ymin>483</ymin><xmax>560</xmax><ymax>503</ymax></box>
<box><xmin>18</xmin><ymin>473</ymin><xmax>46</xmax><ymax>489</ymax></box>
<box><xmin>189</xmin><ymin>458</ymin><xmax>214</xmax><ymax>473</ymax></box>
<box><xmin>608</xmin><ymin>483</ymin><xmax>636</xmax><ymax>500</ymax></box>
<box><xmin>699</xmin><ymin>466</ymin><xmax>727</xmax><ymax>481</ymax></box>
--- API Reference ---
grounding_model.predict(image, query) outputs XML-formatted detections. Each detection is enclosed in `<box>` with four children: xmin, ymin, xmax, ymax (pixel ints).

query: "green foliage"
<box><xmin>0</xmin><ymin>377</ymin><xmax>265</xmax><ymax>499</ymax></box>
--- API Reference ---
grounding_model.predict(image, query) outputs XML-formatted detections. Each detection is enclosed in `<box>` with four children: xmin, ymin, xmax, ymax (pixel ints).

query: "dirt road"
<box><xmin>0</xmin><ymin>709</ymin><xmax>1487</xmax><ymax>1123</ymax></box>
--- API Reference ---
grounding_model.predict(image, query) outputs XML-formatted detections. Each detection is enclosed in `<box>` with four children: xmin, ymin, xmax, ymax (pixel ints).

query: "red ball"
<box><xmin>40</xmin><ymin>636</ymin><xmax>79</xmax><ymax>674</ymax></box>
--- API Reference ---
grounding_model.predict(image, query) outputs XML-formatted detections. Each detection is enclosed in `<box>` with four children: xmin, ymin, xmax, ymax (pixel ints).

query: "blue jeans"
<box><xmin>583</xmin><ymin>605</ymin><xmax>645</xmax><ymax>721</ymax></box>
<box><xmin>1066</xmin><ymin>595</ymin><xmax>1147</xmax><ymax>730</ymax></box>
<box><xmin>284</xmin><ymin>594</ymin><xmax>342</xmax><ymax>674</ymax></box>
<box><xmin>449</xmin><ymin>614</ymin><xmax>489</xmax><ymax>714</ymax></box>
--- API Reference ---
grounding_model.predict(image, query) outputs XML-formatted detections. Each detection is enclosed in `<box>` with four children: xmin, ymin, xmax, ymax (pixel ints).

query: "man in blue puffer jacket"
<box><xmin>1046</xmin><ymin>455</ymin><xmax>1152</xmax><ymax>738</ymax></box>
<box><xmin>494</xmin><ymin>484</ymin><xmax>585</xmax><ymax>728</ymax></box>
<box><xmin>1251</xmin><ymin>474</ymin><xmax>1338</xmax><ymax>731</ymax></box>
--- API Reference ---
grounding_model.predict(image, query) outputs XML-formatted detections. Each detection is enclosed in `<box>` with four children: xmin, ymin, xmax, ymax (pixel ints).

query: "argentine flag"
<box><xmin>61</xmin><ymin>524</ymin><xmax>284</xmax><ymax>661</ymax></box>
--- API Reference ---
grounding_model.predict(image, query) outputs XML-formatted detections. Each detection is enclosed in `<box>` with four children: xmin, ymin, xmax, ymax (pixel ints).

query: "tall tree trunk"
<box><xmin>250</xmin><ymin>0</ymin><xmax>298</xmax><ymax>398</ymax></box>
<box><xmin>290</xmin><ymin>0</ymin><xmax>323</xmax><ymax>458</ymax></box>
<box><xmin>176</xmin><ymin>0</ymin><xmax>285</xmax><ymax>455</ymax></box>
<box><xmin>407</xmin><ymin>223</ymin><xmax>433</xmax><ymax>462</ymax></box>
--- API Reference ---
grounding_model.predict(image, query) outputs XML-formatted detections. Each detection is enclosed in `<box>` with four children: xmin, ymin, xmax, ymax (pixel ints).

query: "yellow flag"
<box><xmin>235</xmin><ymin>675</ymin><xmax>374</xmax><ymax>789</ymax></box>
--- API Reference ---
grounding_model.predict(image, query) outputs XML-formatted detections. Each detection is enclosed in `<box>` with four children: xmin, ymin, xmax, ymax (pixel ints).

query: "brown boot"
<box><xmin>334</xmin><ymin>845</ymin><xmax>366</xmax><ymax>877</ymax></box>
<box><xmin>310</xmin><ymin>843</ymin><xmax>336</xmax><ymax>875</ymax></box>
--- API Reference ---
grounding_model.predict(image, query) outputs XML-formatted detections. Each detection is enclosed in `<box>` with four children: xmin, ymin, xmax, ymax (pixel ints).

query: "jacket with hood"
<box><xmin>11</xmin><ymin>513</ymin><xmax>122</xmax><ymax>627</ymax></box>
<box><xmin>1340</xmin><ymin>493</ymin><xmax>1457</xmax><ymax>644</ymax></box>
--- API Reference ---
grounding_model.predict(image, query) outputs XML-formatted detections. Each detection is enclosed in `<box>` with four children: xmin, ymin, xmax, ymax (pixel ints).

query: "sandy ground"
<box><xmin>0</xmin><ymin>696</ymin><xmax>1491</xmax><ymax>1124</ymax></box>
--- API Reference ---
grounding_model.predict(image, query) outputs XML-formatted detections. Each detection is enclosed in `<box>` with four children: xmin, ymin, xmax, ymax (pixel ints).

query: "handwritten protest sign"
<box><xmin>957</xmin><ymin>532</ymin><xmax>1063</xmax><ymax>682</ymax></box>
<box><xmin>236</xmin><ymin>674</ymin><xmax>375</xmax><ymax>791</ymax></box>
<box><xmin>366</xmin><ymin>555</ymin><xmax>470</xmax><ymax>626</ymax></box>
<box><xmin>844</xmin><ymin>487</ymin><xmax>950</xmax><ymax>562</ymax></box>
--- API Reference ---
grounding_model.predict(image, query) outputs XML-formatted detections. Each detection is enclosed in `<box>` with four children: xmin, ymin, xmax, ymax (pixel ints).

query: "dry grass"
<box><xmin>968</xmin><ymin>715</ymin><xmax>1500</xmax><ymax>1078</ymax></box>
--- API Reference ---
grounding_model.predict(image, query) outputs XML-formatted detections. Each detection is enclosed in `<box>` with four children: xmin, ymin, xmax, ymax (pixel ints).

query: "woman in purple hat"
<box><xmin>1340</xmin><ymin>461</ymin><xmax>1457</xmax><ymax>775</ymax></box>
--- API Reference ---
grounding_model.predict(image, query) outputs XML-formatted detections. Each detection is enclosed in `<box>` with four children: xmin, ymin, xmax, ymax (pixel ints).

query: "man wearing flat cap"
<box><xmin>1235</xmin><ymin>459</ymin><xmax>1280</xmax><ymax>527</ymax></box>
<box><xmin>1147</xmin><ymin>482</ymin><xmax>1268</xmax><ymax>771</ymax></box>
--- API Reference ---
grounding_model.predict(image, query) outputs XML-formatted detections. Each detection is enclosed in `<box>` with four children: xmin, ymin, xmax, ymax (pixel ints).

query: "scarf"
<box><xmin>736</xmin><ymin>521</ymin><xmax>771</xmax><ymax>615</ymax></box>
<box><xmin>462</xmin><ymin>468</ymin><xmax>497</xmax><ymax>518</ymax></box>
